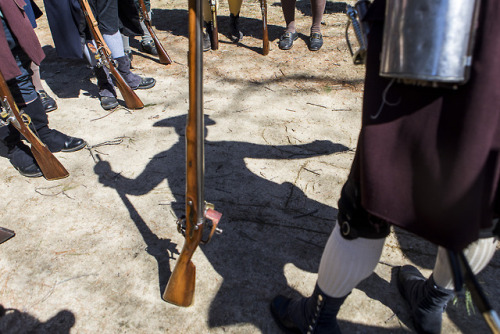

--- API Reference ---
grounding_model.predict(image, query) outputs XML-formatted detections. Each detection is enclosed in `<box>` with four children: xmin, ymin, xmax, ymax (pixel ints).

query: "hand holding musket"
<box><xmin>137</xmin><ymin>0</ymin><xmax>172</xmax><ymax>64</ymax></box>
<box><xmin>0</xmin><ymin>72</ymin><xmax>69</xmax><ymax>180</ymax></box>
<box><xmin>78</xmin><ymin>0</ymin><xmax>144</xmax><ymax>109</ymax></box>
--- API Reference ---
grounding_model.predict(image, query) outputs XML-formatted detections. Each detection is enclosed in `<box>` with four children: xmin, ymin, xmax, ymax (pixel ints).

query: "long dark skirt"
<box><xmin>354</xmin><ymin>0</ymin><xmax>500</xmax><ymax>251</ymax></box>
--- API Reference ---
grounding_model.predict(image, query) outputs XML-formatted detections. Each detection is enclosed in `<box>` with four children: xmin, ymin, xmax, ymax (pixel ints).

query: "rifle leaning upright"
<box><xmin>78</xmin><ymin>0</ymin><xmax>144</xmax><ymax>109</ymax></box>
<box><xmin>208</xmin><ymin>0</ymin><xmax>219</xmax><ymax>50</ymax></box>
<box><xmin>260</xmin><ymin>0</ymin><xmax>269</xmax><ymax>55</ymax></box>
<box><xmin>162</xmin><ymin>0</ymin><xmax>222</xmax><ymax>307</ymax></box>
<box><xmin>137</xmin><ymin>0</ymin><xmax>172</xmax><ymax>65</ymax></box>
<box><xmin>0</xmin><ymin>72</ymin><xmax>69</xmax><ymax>180</ymax></box>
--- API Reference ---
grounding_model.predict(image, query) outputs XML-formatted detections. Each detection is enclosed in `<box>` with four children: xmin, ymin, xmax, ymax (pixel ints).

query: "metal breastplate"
<box><xmin>379</xmin><ymin>0</ymin><xmax>481</xmax><ymax>88</ymax></box>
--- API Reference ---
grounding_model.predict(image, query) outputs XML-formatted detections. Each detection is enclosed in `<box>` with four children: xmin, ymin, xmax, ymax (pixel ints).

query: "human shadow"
<box><xmin>0</xmin><ymin>306</ymin><xmax>75</xmax><ymax>334</ymax></box>
<box><xmin>93</xmin><ymin>113</ymin><xmax>348</xmax><ymax>330</ymax></box>
<box><xmin>93</xmin><ymin>154</ymin><xmax>180</xmax><ymax>294</ymax></box>
<box><xmin>39</xmin><ymin>45</ymin><xmax>95</xmax><ymax>100</ymax></box>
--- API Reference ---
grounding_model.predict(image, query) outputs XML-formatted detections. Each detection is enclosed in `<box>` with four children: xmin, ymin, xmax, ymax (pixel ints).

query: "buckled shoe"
<box><xmin>279</xmin><ymin>31</ymin><xmax>298</xmax><ymax>50</ymax></box>
<box><xmin>309</xmin><ymin>33</ymin><xmax>323</xmax><ymax>51</ymax></box>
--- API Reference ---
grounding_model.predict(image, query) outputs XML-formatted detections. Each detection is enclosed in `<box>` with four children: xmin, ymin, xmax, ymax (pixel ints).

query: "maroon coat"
<box><xmin>0</xmin><ymin>0</ymin><xmax>44</xmax><ymax>80</ymax></box>
<box><xmin>356</xmin><ymin>0</ymin><xmax>500</xmax><ymax>251</ymax></box>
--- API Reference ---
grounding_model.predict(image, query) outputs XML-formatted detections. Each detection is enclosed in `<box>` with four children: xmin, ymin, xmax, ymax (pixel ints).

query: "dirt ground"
<box><xmin>0</xmin><ymin>0</ymin><xmax>499</xmax><ymax>333</ymax></box>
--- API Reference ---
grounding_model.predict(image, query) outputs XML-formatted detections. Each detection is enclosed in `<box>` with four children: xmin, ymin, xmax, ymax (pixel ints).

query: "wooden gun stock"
<box><xmin>0</xmin><ymin>72</ymin><xmax>69</xmax><ymax>180</ymax></box>
<box><xmin>79</xmin><ymin>0</ymin><xmax>144</xmax><ymax>109</ymax></box>
<box><xmin>137</xmin><ymin>0</ymin><xmax>172</xmax><ymax>65</ymax></box>
<box><xmin>209</xmin><ymin>0</ymin><xmax>219</xmax><ymax>50</ymax></box>
<box><xmin>163</xmin><ymin>233</ymin><xmax>198</xmax><ymax>306</ymax></box>
<box><xmin>107</xmin><ymin>63</ymin><xmax>144</xmax><ymax>109</ymax></box>
<box><xmin>260</xmin><ymin>0</ymin><xmax>269</xmax><ymax>55</ymax></box>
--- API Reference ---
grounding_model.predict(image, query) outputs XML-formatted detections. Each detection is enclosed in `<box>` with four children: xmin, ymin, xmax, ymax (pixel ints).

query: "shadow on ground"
<box><xmin>0</xmin><ymin>306</ymin><xmax>75</xmax><ymax>334</ymax></box>
<box><xmin>93</xmin><ymin>111</ymin><xmax>346</xmax><ymax>331</ymax></box>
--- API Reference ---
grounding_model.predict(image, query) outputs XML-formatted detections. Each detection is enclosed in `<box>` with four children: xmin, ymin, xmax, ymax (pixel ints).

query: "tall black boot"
<box><xmin>115</xmin><ymin>56</ymin><xmax>155</xmax><ymax>90</ymax></box>
<box><xmin>270</xmin><ymin>284</ymin><xmax>348</xmax><ymax>333</ymax></box>
<box><xmin>398</xmin><ymin>265</ymin><xmax>455</xmax><ymax>334</ymax></box>
<box><xmin>23</xmin><ymin>98</ymin><xmax>86</xmax><ymax>153</ymax></box>
<box><xmin>0</xmin><ymin>125</ymin><xmax>42</xmax><ymax>177</ymax></box>
<box><xmin>94</xmin><ymin>65</ymin><xmax>118</xmax><ymax>110</ymax></box>
<box><xmin>229</xmin><ymin>13</ymin><xmax>243</xmax><ymax>43</ymax></box>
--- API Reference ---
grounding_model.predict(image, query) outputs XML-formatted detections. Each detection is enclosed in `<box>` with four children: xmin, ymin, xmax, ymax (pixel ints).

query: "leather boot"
<box><xmin>0</xmin><ymin>102</ymin><xmax>42</xmax><ymax>177</ymax></box>
<box><xmin>270</xmin><ymin>284</ymin><xmax>348</xmax><ymax>333</ymax></box>
<box><xmin>398</xmin><ymin>265</ymin><xmax>455</xmax><ymax>334</ymax></box>
<box><xmin>94</xmin><ymin>65</ymin><xmax>119</xmax><ymax>110</ymax></box>
<box><xmin>115</xmin><ymin>56</ymin><xmax>155</xmax><ymax>90</ymax></box>
<box><xmin>22</xmin><ymin>98</ymin><xmax>87</xmax><ymax>153</ymax></box>
<box><xmin>229</xmin><ymin>13</ymin><xmax>243</xmax><ymax>43</ymax></box>
<box><xmin>37</xmin><ymin>90</ymin><xmax>58</xmax><ymax>112</ymax></box>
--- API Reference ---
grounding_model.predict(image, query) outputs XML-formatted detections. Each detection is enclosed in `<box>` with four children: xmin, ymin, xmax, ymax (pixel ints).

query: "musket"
<box><xmin>345</xmin><ymin>0</ymin><xmax>370</xmax><ymax>65</ymax></box>
<box><xmin>78</xmin><ymin>0</ymin><xmax>144</xmax><ymax>109</ymax></box>
<box><xmin>162</xmin><ymin>0</ymin><xmax>222</xmax><ymax>307</ymax></box>
<box><xmin>0</xmin><ymin>72</ymin><xmax>69</xmax><ymax>180</ymax></box>
<box><xmin>208</xmin><ymin>0</ymin><xmax>219</xmax><ymax>50</ymax></box>
<box><xmin>448</xmin><ymin>250</ymin><xmax>500</xmax><ymax>333</ymax></box>
<box><xmin>137</xmin><ymin>0</ymin><xmax>172</xmax><ymax>65</ymax></box>
<box><xmin>260</xmin><ymin>0</ymin><xmax>269</xmax><ymax>55</ymax></box>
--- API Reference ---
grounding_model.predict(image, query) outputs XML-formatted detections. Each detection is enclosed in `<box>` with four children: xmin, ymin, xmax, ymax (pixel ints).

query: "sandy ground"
<box><xmin>0</xmin><ymin>0</ymin><xmax>498</xmax><ymax>333</ymax></box>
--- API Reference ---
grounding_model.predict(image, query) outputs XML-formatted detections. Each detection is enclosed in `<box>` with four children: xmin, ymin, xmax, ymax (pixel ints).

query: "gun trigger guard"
<box><xmin>200</xmin><ymin>208</ymin><xmax>222</xmax><ymax>245</ymax></box>
<box><xmin>20</xmin><ymin>112</ymin><xmax>31</xmax><ymax>126</ymax></box>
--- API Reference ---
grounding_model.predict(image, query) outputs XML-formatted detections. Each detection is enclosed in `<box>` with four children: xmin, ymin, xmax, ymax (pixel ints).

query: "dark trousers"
<box><xmin>1</xmin><ymin>16</ymin><xmax>48</xmax><ymax>145</ymax></box>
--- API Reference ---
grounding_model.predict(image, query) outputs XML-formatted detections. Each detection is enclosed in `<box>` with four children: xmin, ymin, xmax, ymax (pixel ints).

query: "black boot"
<box><xmin>37</xmin><ymin>128</ymin><xmax>87</xmax><ymax>153</ymax></box>
<box><xmin>37</xmin><ymin>90</ymin><xmax>58</xmax><ymax>112</ymax></box>
<box><xmin>270</xmin><ymin>284</ymin><xmax>348</xmax><ymax>333</ymax></box>
<box><xmin>22</xmin><ymin>98</ymin><xmax>87</xmax><ymax>153</ymax></box>
<box><xmin>398</xmin><ymin>265</ymin><xmax>455</xmax><ymax>334</ymax></box>
<box><xmin>7</xmin><ymin>142</ymin><xmax>42</xmax><ymax>177</ymax></box>
<box><xmin>94</xmin><ymin>65</ymin><xmax>119</xmax><ymax>110</ymax></box>
<box><xmin>229</xmin><ymin>13</ymin><xmax>243</xmax><ymax>43</ymax></box>
<box><xmin>140</xmin><ymin>39</ymin><xmax>158</xmax><ymax>56</ymax></box>
<box><xmin>0</xmin><ymin>107</ymin><xmax>42</xmax><ymax>177</ymax></box>
<box><xmin>115</xmin><ymin>56</ymin><xmax>155</xmax><ymax>90</ymax></box>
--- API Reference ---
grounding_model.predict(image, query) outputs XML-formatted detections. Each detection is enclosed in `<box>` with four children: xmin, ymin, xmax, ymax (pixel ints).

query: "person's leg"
<box><xmin>30</xmin><ymin>62</ymin><xmax>58</xmax><ymax>112</ymax></box>
<box><xmin>202</xmin><ymin>0</ymin><xmax>219</xmax><ymax>51</ymax></box>
<box><xmin>278</xmin><ymin>0</ymin><xmax>298</xmax><ymax>50</ymax></box>
<box><xmin>308</xmin><ymin>0</ymin><xmax>325</xmax><ymax>51</ymax></box>
<box><xmin>399</xmin><ymin>236</ymin><xmax>498</xmax><ymax>334</ymax></box>
<box><xmin>139</xmin><ymin>12</ymin><xmax>157</xmax><ymax>55</ymax></box>
<box><xmin>228</xmin><ymin>0</ymin><xmax>243</xmax><ymax>43</ymax></box>
<box><xmin>137</xmin><ymin>0</ymin><xmax>156</xmax><ymax>54</ymax></box>
<box><xmin>0</xmin><ymin>16</ymin><xmax>42</xmax><ymax>176</ymax></box>
<box><xmin>3</xmin><ymin>17</ymin><xmax>84</xmax><ymax>177</ymax></box>
<box><xmin>7</xmin><ymin>65</ymin><xmax>86</xmax><ymax>155</ymax></box>
<box><xmin>121</xmin><ymin>33</ymin><xmax>133</xmax><ymax>62</ymax></box>
<box><xmin>84</xmin><ymin>40</ymin><xmax>119</xmax><ymax>110</ymax></box>
<box><xmin>271</xmin><ymin>176</ymin><xmax>389</xmax><ymax>333</ymax></box>
<box><xmin>271</xmin><ymin>224</ymin><xmax>386</xmax><ymax>333</ymax></box>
